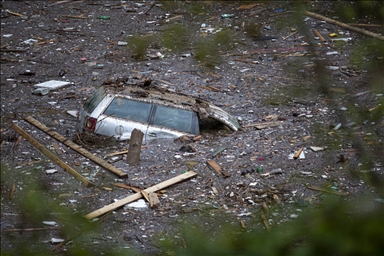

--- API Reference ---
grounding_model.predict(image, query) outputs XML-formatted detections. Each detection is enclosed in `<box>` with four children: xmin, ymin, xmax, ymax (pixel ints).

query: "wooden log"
<box><xmin>24</xmin><ymin>116</ymin><xmax>127</xmax><ymax>177</ymax></box>
<box><xmin>126</xmin><ymin>129</ymin><xmax>144</xmax><ymax>165</ymax></box>
<box><xmin>11</xmin><ymin>123</ymin><xmax>94</xmax><ymax>187</ymax></box>
<box><xmin>84</xmin><ymin>171</ymin><xmax>197</xmax><ymax>219</ymax></box>
<box><xmin>305</xmin><ymin>11</ymin><xmax>384</xmax><ymax>41</ymax></box>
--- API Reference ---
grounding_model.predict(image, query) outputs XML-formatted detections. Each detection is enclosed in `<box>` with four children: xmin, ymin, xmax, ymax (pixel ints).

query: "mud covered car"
<box><xmin>77</xmin><ymin>85</ymin><xmax>240</xmax><ymax>142</ymax></box>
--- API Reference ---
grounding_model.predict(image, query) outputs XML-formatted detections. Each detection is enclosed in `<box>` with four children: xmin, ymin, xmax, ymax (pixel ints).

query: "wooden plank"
<box><xmin>52</xmin><ymin>142</ymin><xmax>63</xmax><ymax>155</ymax></box>
<box><xmin>206</xmin><ymin>160</ymin><xmax>222</xmax><ymax>175</ymax></box>
<box><xmin>11</xmin><ymin>123</ymin><xmax>94</xmax><ymax>187</ymax></box>
<box><xmin>25</xmin><ymin>116</ymin><xmax>127</xmax><ymax>177</ymax></box>
<box><xmin>244</xmin><ymin>121</ymin><xmax>284</xmax><ymax>129</ymax></box>
<box><xmin>305</xmin><ymin>11</ymin><xmax>384</xmax><ymax>41</ymax></box>
<box><xmin>84</xmin><ymin>171</ymin><xmax>197</xmax><ymax>219</ymax></box>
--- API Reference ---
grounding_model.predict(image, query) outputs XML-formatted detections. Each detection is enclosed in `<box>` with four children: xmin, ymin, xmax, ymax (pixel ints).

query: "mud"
<box><xmin>1</xmin><ymin>1</ymin><xmax>383</xmax><ymax>255</ymax></box>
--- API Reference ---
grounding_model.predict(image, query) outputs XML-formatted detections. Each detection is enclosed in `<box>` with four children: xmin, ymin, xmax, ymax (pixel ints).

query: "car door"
<box><xmin>97</xmin><ymin>97</ymin><xmax>152</xmax><ymax>140</ymax></box>
<box><xmin>146</xmin><ymin>105</ymin><xmax>199</xmax><ymax>140</ymax></box>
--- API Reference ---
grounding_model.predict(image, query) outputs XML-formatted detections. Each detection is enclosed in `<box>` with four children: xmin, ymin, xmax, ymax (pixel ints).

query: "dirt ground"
<box><xmin>1</xmin><ymin>1</ymin><xmax>383</xmax><ymax>255</ymax></box>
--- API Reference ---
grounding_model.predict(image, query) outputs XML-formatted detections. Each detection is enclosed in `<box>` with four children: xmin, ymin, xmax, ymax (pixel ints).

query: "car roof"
<box><xmin>101</xmin><ymin>85</ymin><xmax>240</xmax><ymax>131</ymax></box>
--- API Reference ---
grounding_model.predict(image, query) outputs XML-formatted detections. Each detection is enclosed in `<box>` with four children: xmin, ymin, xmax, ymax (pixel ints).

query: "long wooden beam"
<box><xmin>25</xmin><ymin>116</ymin><xmax>127</xmax><ymax>178</ymax></box>
<box><xmin>305</xmin><ymin>11</ymin><xmax>384</xmax><ymax>41</ymax></box>
<box><xmin>11</xmin><ymin>123</ymin><xmax>95</xmax><ymax>187</ymax></box>
<box><xmin>84</xmin><ymin>171</ymin><xmax>197</xmax><ymax>219</ymax></box>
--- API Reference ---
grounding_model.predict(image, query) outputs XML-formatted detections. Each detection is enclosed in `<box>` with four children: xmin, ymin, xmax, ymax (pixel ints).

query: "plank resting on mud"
<box><xmin>11</xmin><ymin>123</ymin><xmax>95</xmax><ymax>187</ymax></box>
<box><xmin>84</xmin><ymin>171</ymin><xmax>197</xmax><ymax>219</ymax></box>
<box><xmin>25</xmin><ymin>116</ymin><xmax>127</xmax><ymax>178</ymax></box>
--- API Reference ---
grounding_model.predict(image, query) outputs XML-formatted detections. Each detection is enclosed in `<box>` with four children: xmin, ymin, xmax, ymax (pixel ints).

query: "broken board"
<box><xmin>84</xmin><ymin>171</ymin><xmax>197</xmax><ymax>219</ymax></box>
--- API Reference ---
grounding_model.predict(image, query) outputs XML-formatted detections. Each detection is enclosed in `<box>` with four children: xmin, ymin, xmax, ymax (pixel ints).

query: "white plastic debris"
<box><xmin>334</xmin><ymin>123</ymin><xmax>342</xmax><ymax>130</ymax></box>
<box><xmin>46</xmin><ymin>169</ymin><xmax>58</xmax><ymax>174</ymax></box>
<box><xmin>42</xmin><ymin>221</ymin><xmax>58</xmax><ymax>226</ymax></box>
<box><xmin>310</xmin><ymin>146</ymin><xmax>326</xmax><ymax>152</ymax></box>
<box><xmin>50</xmin><ymin>238</ymin><xmax>65</xmax><ymax>244</ymax></box>
<box><xmin>21</xmin><ymin>39</ymin><xmax>38</xmax><ymax>45</ymax></box>
<box><xmin>34</xmin><ymin>80</ymin><xmax>71</xmax><ymax>90</ymax></box>
<box><xmin>33</xmin><ymin>87</ymin><xmax>50</xmax><ymax>95</ymax></box>
<box><xmin>117</xmin><ymin>41</ymin><xmax>128</xmax><ymax>46</ymax></box>
<box><xmin>126</xmin><ymin>199</ymin><xmax>148</xmax><ymax>209</ymax></box>
<box><xmin>66</xmin><ymin>110</ymin><xmax>78</xmax><ymax>117</ymax></box>
<box><xmin>331</xmin><ymin>37</ymin><xmax>352</xmax><ymax>42</ymax></box>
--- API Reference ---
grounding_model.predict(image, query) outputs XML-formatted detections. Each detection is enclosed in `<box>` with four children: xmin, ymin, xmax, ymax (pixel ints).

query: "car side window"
<box><xmin>84</xmin><ymin>87</ymin><xmax>105</xmax><ymax>113</ymax></box>
<box><xmin>153</xmin><ymin>105</ymin><xmax>197</xmax><ymax>133</ymax></box>
<box><xmin>103</xmin><ymin>97</ymin><xmax>152</xmax><ymax>123</ymax></box>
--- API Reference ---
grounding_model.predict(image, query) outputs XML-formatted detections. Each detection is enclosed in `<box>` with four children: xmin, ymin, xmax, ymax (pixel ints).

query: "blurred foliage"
<box><xmin>160</xmin><ymin>24</ymin><xmax>190</xmax><ymax>52</ymax></box>
<box><xmin>156</xmin><ymin>196</ymin><xmax>384</xmax><ymax>256</ymax></box>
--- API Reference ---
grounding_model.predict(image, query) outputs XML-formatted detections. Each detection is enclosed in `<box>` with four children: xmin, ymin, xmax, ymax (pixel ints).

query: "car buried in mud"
<box><xmin>77</xmin><ymin>85</ymin><xmax>240</xmax><ymax>143</ymax></box>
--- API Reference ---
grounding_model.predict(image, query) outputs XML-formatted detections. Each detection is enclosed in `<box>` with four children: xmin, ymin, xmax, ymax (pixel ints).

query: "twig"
<box><xmin>305</xmin><ymin>11</ymin><xmax>384</xmax><ymax>41</ymax></box>
<box><xmin>2</xmin><ymin>227</ymin><xmax>60</xmax><ymax>232</ymax></box>
<box><xmin>306</xmin><ymin>185</ymin><xmax>349</xmax><ymax>196</ymax></box>
<box><xmin>283</xmin><ymin>30</ymin><xmax>298</xmax><ymax>40</ymax></box>
<box><xmin>145</xmin><ymin>2</ymin><xmax>156</xmax><ymax>15</ymax></box>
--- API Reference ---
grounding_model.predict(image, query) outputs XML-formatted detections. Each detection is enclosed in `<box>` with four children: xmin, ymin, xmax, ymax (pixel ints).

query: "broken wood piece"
<box><xmin>313</xmin><ymin>29</ymin><xmax>326</xmax><ymax>42</ymax></box>
<box><xmin>25</xmin><ymin>116</ymin><xmax>127</xmax><ymax>177</ymax></box>
<box><xmin>293</xmin><ymin>148</ymin><xmax>303</xmax><ymax>159</ymax></box>
<box><xmin>9</xmin><ymin>183</ymin><xmax>15</xmax><ymax>200</ymax></box>
<box><xmin>244</xmin><ymin>121</ymin><xmax>284</xmax><ymax>129</ymax></box>
<box><xmin>306</xmin><ymin>185</ymin><xmax>349</xmax><ymax>196</ymax></box>
<box><xmin>113</xmin><ymin>183</ymin><xmax>141</xmax><ymax>193</ymax></box>
<box><xmin>52</xmin><ymin>142</ymin><xmax>63</xmax><ymax>155</ymax></box>
<box><xmin>193</xmin><ymin>135</ymin><xmax>202</xmax><ymax>141</ymax></box>
<box><xmin>106</xmin><ymin>150</ymin><xmax>129</xmax><ymax>157</ymax></box>
<box><xmin>260</xmin><ymin>168</ymin><xmax>283</xmax><ymax>177</ymax></box>
<box><xmin>59</xmin><ymin>14</ymin><xmax>88</xmax><ymax>19</ymax></box>
<box><xmin>11</xmin><ymin>123</ymin><xmax>94</xmax><ymax>187</ymax></box>
<box><xmin>240</xmin><ymin>220</ymin><xmax>246</xmax><ymax>229</ymax></box>
<box><xmin>126</xmin><ymin>129</ymin><xmax>144</xmax><ymax>165</ymax></box>
<box><xmin>141</xmin><ymin>190</ymin><xmax>160</xmax><ymax>208</ymax></box>
<box><xmin>305</xmin><ymin>11</ymin><xmax>384</xmax><ymax>41</ymax></box>
<box><xmin>260</xmin><ymin>211</ymin><xmax>270</xmax><ymax>232</ymax></box>
<box><xmin>84</xmin><ymin>171</ymin><xmax>197</xmax><ymax>219</ymax></box>
<box><xmin>206</xmin><ymin>160</ymin><xmax>223</xmax><ymax>176</ymax></box>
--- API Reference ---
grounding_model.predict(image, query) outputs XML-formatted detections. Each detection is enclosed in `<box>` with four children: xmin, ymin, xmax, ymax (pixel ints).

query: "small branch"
<box><xmin>2</xmin><ymin>227</ymin><xmax>60</xmax><ymax>232</ymax></box>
